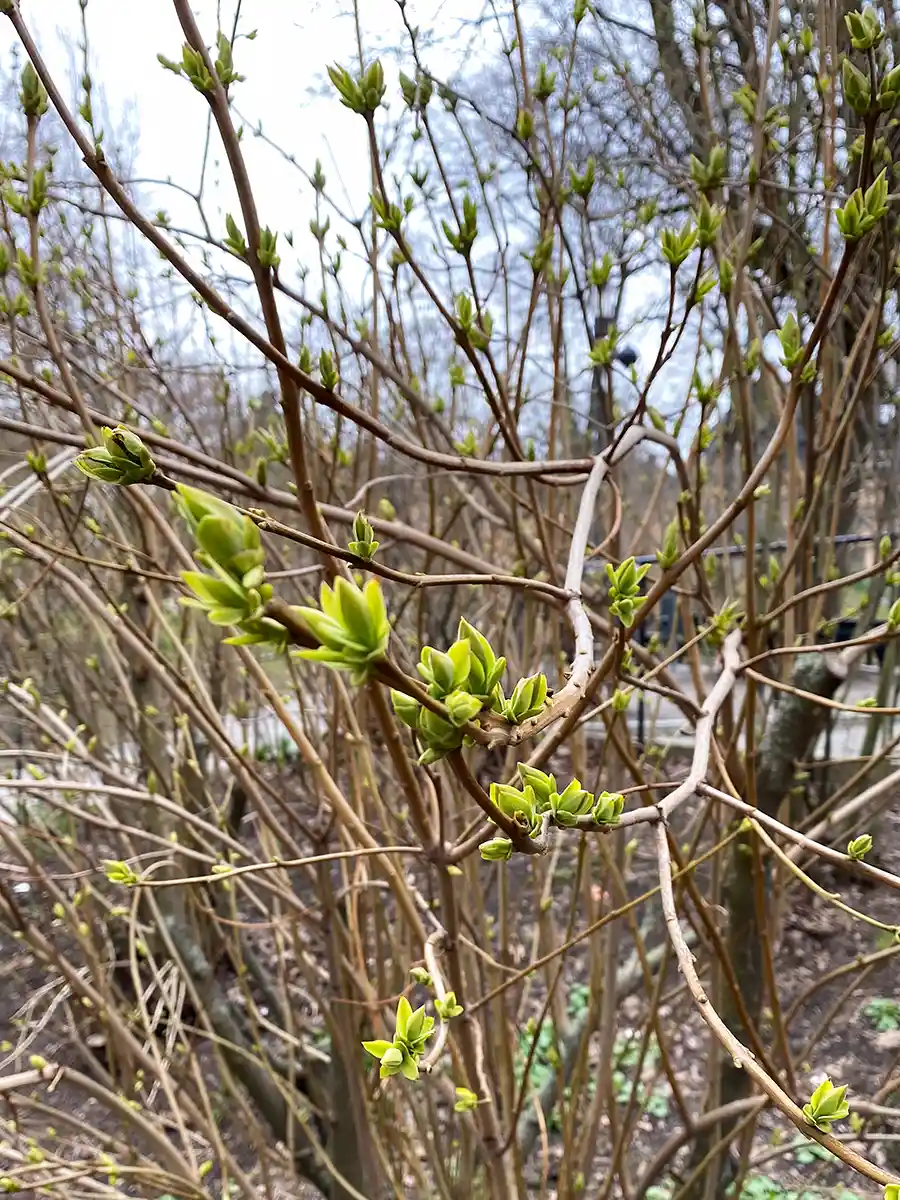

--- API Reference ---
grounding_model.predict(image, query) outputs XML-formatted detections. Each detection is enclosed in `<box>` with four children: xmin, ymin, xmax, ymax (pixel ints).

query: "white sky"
<box><xmin>1</xmin><ymin>1</ymin><xmax>695</xmax><ymax>425</ymax></box>
<box><xmin>8</xmin><ymin>0</ymin><xmax>488</xmax><ymax>264</ymax></box>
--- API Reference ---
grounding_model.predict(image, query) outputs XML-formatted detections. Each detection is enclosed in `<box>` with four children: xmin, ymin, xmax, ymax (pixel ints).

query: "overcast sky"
<box><xmin>6</xmin><ymin>0</ymin><xmax>487</xmax><ymax>260</ymax></box>
<box><xmin>0</xmin><ymin>1</ymin><xmax>697</xmax><ymax>420</ymax></box>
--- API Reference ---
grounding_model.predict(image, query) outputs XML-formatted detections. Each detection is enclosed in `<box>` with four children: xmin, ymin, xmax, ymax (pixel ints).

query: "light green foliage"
<box><xmin>525</xmin><ymin>231</ymin><xmax>555</xmax><ymax>275</ymax></box>
<box><xmin>590</xmin><ymin>253</ymin><xmax>613</xmax><ymax>288</ymax></box>
<box><xmin>399</xmin><ymin>70</ymin><xmax>432</xmax><ymax>110</ymax></box>
<box><xmin>660</xmin><ymin>221</ymin><xmax>697</xmax><ymax>268</ymax></box>
<box><xmin>20</xmin><ymin>62</ymin><xmax>48</xmax><ymax>118</ymax></box>
<box><xmin>802</xmin><ymin>1076</ymin><xmax>850</xmax><ymax>1132</ymax></box>
<box><xmin>295</xmin><ymin>576</ymin><xmax>390</xmax><ymax>683</ymax></box>
<box><xmin>589</xmin><ymin>325</ymin><xmax>619</xmax><ymax>366</ymax></box>
<box><xmin>841</xmin><ymin>57</ymin><xmax>871</xmax><ymax>114</ymax></box>
<box><xmin>847</xmin><ymin>833</ymin><xmax>873</xmax><ymax>861</ymax></box>
<box><xmin>224</xmin><ymin>213</ymin><xmax>247</xmax><ymax>257</ymax></box>
<box><xmin>104</xmin><ymin>860</ymin><xmax>140</xmax><ymax>887</ymax></box>
<box><xmin>491</xmin><ymin>781</ymin><xmax>543</xmax><ymax>837</ymax></box>
<box><xmin>362</xmin><ymin>995</ymin><xmax>434</xmax><ymax>1082</ymax></box>
<box><xmin>213</xmin><ymin>31</ymin><xmax>244</xmax><ymax>87</ymax></box>
<box><xmin>479</xmin><ymin>836</ymin><xmax>514</xmax><ymax>861</ymax></box>
<box><xmin>418</xmin><ymin>640</ymin><xmax>474</xmax><ymax>696</ymax></box>
<box><xmin>863</xmin><ymin>997</ymin><xmax>900</xmax><ymax>1031</ymax></box>
<box><xmin>656</xmin><ymin>520</ymin><xmax>680</xmax><ymax>569</ymax></box>
<box><xmin>549</xmin><ymin>778</ymin><xmax>594</xmax><ymax>825</ymax></box>
<box><xmin>454</xmin><ymin>292</ymin><xmax>493</xmax><ymax>349</ymax></box>
<box><xmin>593</xmin><ymin>790</ymin><xmax>626</xmax><ymax>825</ymax></box>
<box><xmin>158</xmin><ymin>44</ymin><xmax>214</xmax><ymax>93</ymax></box>
<box><xmin>778</xmin><ymin>312</ymin><xmax>804</xmax><ymax>370</ymax></box>
<box><xmin>482</xmin><ymin>765</ymin><xmax>625</xmax><ymax>852</ymax></box>
<box><xmin>694</xmin><ymin>196</ymin><xmax>724</xmax><ymax>248</ymax></box>
<box><xmin>878</xmin><ymin>64</ymin><xmax>900</xmax><ymax>110</ymax></box>
<box><xmin>534</xmin><ymin>62</ymin><xmax>557</xmax><ymax>102</ymax></box>
<box><xmin>836</xmin><ymin>170</ymin><xmax>889</xmax><ymax>241</ymax></box>
<box><xmin>568</xmin><ymin>156</ymin><xmax>595</xmax><ymax>199</ymax></box>
<box><xmin>845</xmin><ymin>5</ymin><xmax>882</xmax><ymax>51</ymax></box>
<box><xmin>499</xmin><ymin>671</ymin><xmax>548</xmax><ymax>724</ymax></box>
<box><xmin>888</xmin><ymin>598</ymin><xmax>900</xmax><ymax>631</ymax></box>
<box><xmin>328</xmin><ymin>60</ymin><xmax>385</xmax><ymax>115</ymax></box>
<box><xmin>708</xmin><ymin>599</ymin><xmax>742</xmax><ymax>647</ymax></box>
<box><xmin>690</xmin><ymin>144</ymin><xmax>726</xmax><ymax>191</ymax></box>
<box><xmin>257</xmin><ymin>227</ymin><xmax>280</xmax><ymax>270</ymax></box>
<box><xmin>606</xmin><ymin>556</ymin><xmax>650</xmax><ymax>627</ymax></box>
<box><xmin>318</xmin><ymin>348</ymin><xmax>338</xmax><ymax>389</ymax></box>
<box><xmin>442</xmin><ymin>193</ymin><xmax>478</xmax><ymax>254</ymax></box>
<box><xmin>393</xmin><ymin>619</ymin><xmax>546</xmax><ymax>762</ymax></box>
<box><xmin>174</xmin><ymin>484</ymin><xmax>283</xmax><ymax>645</ymax></box>
<box><xmin>434</xmin><ymin>991</ymin><xmax>463</xmax><ymax>1019</ymax></box>
<box><xmin>75</xmin><ymin>425</ymin><xmax>156</xmax><ymax>486</ymax></box>
<box><xmin>348</xmin><ymin>510</ymin><xmax>379</xmax><ymax>561</ymax></box>
<box><xmin>454</xmin><ymin>1086</ymin><xmax>479</xmax><ymax>1112</ymax></box>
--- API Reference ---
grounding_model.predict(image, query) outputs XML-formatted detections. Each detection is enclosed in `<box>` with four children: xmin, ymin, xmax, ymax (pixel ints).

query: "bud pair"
<box><xmin>20</xmin><ymin>62</ymin><xmax>48</xmax><ymax>119</ymax></box>
<box><xmin>479</xmin><ymin>836</ymin><xmax>514</xmax><ymax>861</ymax></box>
<box><xmin>176</xmin><ymin>484</ymin><xmax>264</xmax><ymax>583</ymax></box>
<box><xmin>841</xmin><ymin>57</ymin><xmax>871</xmax><ymax>114</ymax></box>
<box><xmin>399</xmin><ymin>70</ymin><xmax>433</xmax><ymax>110</ymax></box>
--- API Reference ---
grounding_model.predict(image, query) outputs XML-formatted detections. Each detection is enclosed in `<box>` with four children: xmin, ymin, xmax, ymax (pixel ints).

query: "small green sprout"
<box><xmin>295</xmin><ymin>577</ymin><xmax>390</xmax><ymax>684</ymax></box>
<box><xmin>348</xmin><ymin>510</ymin><xmax>379</xmax><ymax>561</ymax></box>
<box><xmin>845</xmin><ymin>4</ymin><xmax>883</xmax><ymax>51</ymax></box>
<box><xmin>362</xmin><ymin>995</ymin><xmax>434</xmax><ymax>1082</ymax></box>
<box><xmin>841</xmin><ymin>56</ymin><xmax>871</xmax><ymax>114</ymax></box>
<box><xmin>836</xmin><ymin>169</ymin><xmax>889</xmax><ymax>240</ymax></box>
<box><xmin>479</xmin><ymin>836</ymin><xmax>514</xmax><ymax>861</ymax></box>
<box><xmin>104</xmin><ymin>860</ymin><xmax>140</xmax><ymax>887</ymax></box>
<box><xmin>847</xmin><ymin>833</ymin><xmax>873</xmax><ymax>861</ymax></box>
<box><xmin>593</xmin><ymin>790</ymin><xmax>625</xmax><ymax>826</ymax></box>
<box><xmin>501</xmin><ymin>671</ymin><xmax>549</xmax><ymax>724</ymax></box>
<box><xmin>75</xmin><ymin>426</ymin><xmax>156</xmax><ymax>486</ymax></box>
<box><xmin>434</xmin><ymin>991</ymin><xmax>464</xmax><ymax>1019</ymax></box>
<box><xmin>802</xmin><ymin>1077</ymin><xmax>850</xmax><ymax>1132</ymax></box>
<box><xmin>454</xmin><ymin>1086</ymin><xmax>480</xmax><ymax>1112</ymax></box>
<box><xmin>606</xmin><ymin>557</ymin><xmax>650</xmax><ymax>627</ymax></box>
<box><xmin>549</xmin><ymin>778</ymin><xmax>594</xmax><ymax>826</ymax></box>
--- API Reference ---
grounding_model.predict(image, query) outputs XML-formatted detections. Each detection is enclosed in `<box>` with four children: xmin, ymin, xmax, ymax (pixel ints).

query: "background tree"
<box><xmin>0</xmin><ymin>2</ymin><xmax>900</xmax><ymax>1200</ymax></box>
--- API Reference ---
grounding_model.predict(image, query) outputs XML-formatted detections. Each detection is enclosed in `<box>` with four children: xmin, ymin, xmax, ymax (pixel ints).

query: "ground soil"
<box><xmin>1</xmin><ymin>757</ymin><xmax>899</xmax><ymax>1200</ymax></box>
